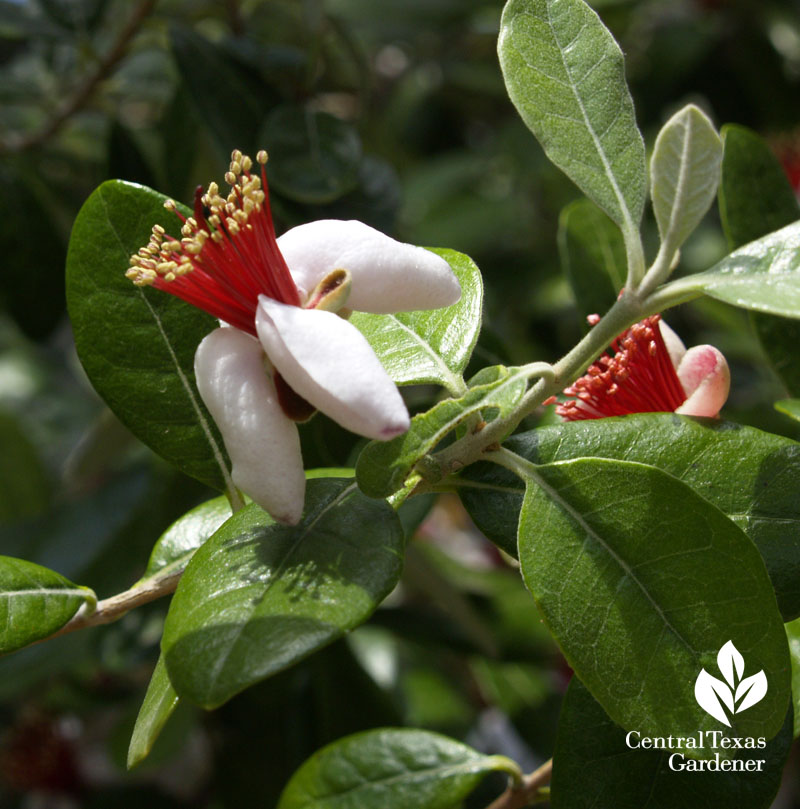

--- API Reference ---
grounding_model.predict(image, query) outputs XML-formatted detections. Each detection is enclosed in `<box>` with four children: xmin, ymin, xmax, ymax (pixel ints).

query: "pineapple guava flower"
<box><xmin>126</xmin><ymin>150</ymin><xmax>460</xmax><ymax>523</ymax></box>
<box><xmin>557</xmin><ymin>315</ymin><xmax>729</xmax><ymax>421</ymax></box>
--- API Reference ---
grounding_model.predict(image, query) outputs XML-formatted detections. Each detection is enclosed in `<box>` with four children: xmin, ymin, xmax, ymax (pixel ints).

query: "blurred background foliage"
<box><xmin>0</xmin><ymin>0</ymin><xmax>800</xmax><ymax>805</ymax></box>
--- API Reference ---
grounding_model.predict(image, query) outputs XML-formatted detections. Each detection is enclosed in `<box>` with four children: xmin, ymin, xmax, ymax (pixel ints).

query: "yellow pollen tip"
<box><xmin>164</xmin><ymin>199</ymin><xmax>176</xmax><ymax>212</ymax></box>
<box><xmin>224</xmin><ymin>171</ymin><xmax>236</xmax><ymax>186</ymax></box>
<box><xmin>257</xmin><ymin>150</ymin><xmax>268</xmax><ymax>164</ymax></box>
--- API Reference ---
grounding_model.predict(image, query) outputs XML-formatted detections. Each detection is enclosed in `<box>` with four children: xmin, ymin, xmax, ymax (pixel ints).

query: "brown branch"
<box><xmin>0</xmin><ymin>0</ymin><xmax>158</xmax><ymax>154</ymax></box>
<box><xmin>47</xmin><ymin>568</ymin><xmax>182</xmax><ymax>641</ymax></box>
<box><xmin>486</xmin><ymin>759</ymin><xmax>553</xmax><ymax>809</ymax></box>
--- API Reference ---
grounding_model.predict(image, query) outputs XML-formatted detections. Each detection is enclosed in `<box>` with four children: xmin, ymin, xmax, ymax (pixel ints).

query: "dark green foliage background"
<box><xmin>1</xmin><ymin>0</ymin><xmax>800</xmax><ymax>806</ymax></box>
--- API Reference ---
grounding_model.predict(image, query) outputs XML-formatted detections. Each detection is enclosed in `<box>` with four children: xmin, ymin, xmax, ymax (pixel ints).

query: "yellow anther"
<box><xmin>230</xmin><ymin>160</ymin><xmax>242</xmax><ymax>176</ymax></box>
<box><xmin>241</xmin><ymin>155</ymin><xmax>252</xmax><ymax>172</ymax></box>
<box><xmin>164</xmin><ymin>272</ymin><xmax>175</xmax><ymax>282</ymax></box>
<box><xmin>209</xmin><ymin>214</ymin><xmax>221</xmax><ymax>228</ymax></box>
<box><xmin>164</xmin><ymin>199</ymin><xmax>176</xmax><ymax>212</ymax></box>
<box><xmin>224</xmin><ymin>171</ymin><xmax>236</xmax><ymax>186</ymax></box>
<box><xmin>211</xmin><ymin>231</ymin><xmax>224</xmax><ymax>243</ymax></box>
<box><xmin>234</xmin><ymin>209</ymin><xmax>247</xmax><ymax>225</ymax></box>
<box><xmin>257</xmin><ymin>150</ymin><xmax>268</xmax><ymax>164</ymax></box>
<box><xmin>231</xmin><ymin>149</ymin><xmax>243</xmax><ymax>163</ymax></box>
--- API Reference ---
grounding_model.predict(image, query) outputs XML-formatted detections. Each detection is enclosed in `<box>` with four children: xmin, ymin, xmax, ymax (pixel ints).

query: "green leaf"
<box><xmin>650</xmin><ymin>104</ymin><xmax>722</xmax><ymax>259</ymax></box>
<box><xmin>518</xmin><ymin>457</ymin><xmax>789</xmax><ymax>751</ymax></box>
<box><xmin>65</xmin><ymin>180</ymin><xmax>233</xmax><ymax>493</ymax></box>
<box><xmin>787</xmin><ymin>617</ymin><xmax>800</xmax><ymax>738</ymax></box>
<box><xmin>718</xmin><ymin>124</ymin><xmax>800</xmax><ymax>397</ymax></box>
<box><xmin>460</xmin><ymin>414</ymin><xmax>800</xmax><ymax>620</ymax></box>
<box><xmin>140</xmin><ymin>495</ymin><xmax>232</xmax><ymax>583</ymax></box>
<box><xmin>260</xmin><ymin>105</ymin><xmax>362</xmax><ymax>204</ymax></box>
<box><xmin>0</xmin><ymin>557</ymin><xmax>96</xmax><ymax>654</ymax></box>
<box><xmin>558</xmin><ymin>198</ymin><xmax>625</xmax><ymax>323</ymax></box>
<box><xmin>718</xmin><ymin>124</ymin><xmax>799</xmax><ymax>251</ymax></box>
<box><xmin>693</xmin><ymin>220</ymin><xmax>800</xmax><ymax>318</ymax></box>
<box><xmin>550</xmin><ymin>677</ymin><xmax>793</xmax><ymax>809</ymax></box>
<box><xmin>350</xmin><ymin>249</ymin><xmax>483</xmax><ymax>394</ymax></box>
<box><xmin>170</xmin><ymin>25</ymin><xmax>268</xmax><ymax>156</ymax></box>
<box><xmin>127</xmin><ymin>654</ymin><xmax>180</xmax><ymax>770</ymax></box>
<box><xmin>277</xmin><ymin>728</ymin><xmax>520</xmax><ymax>809</ymax></box>
<box><xmin>162</xmin><ymin>479</ymin><xmax>404</xmax><ymax>708</ymax></box>
<box><xmin>0</xmin><ymin>410</ymin><xmax>50</xmax><ymax>523</ymax></box>
<box><xmin>356</xmin><ymin>366</ymin><xmax>528</xmax><ymax>499</ymax></box>
<box><xmin>498</xmin><ymin>0</ymin><xmax>646</xmax><ymax>232</ymax></box>
<box><xmin>775</xmin><ymin>399</ymin><xmax>800</xmax><ymax>423</ymax></box>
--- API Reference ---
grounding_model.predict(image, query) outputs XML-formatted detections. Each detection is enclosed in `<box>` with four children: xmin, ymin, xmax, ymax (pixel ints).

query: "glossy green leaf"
<box><xmin>786</xmin><ymin>618</ymin><xmax>800</xmax><ymax>738</ymax></box>
<box><xmin>551</xmin><ymin>677</ymin><xmax>793</xmax><ymax>809</ymax></box>
<box><xmin>142</xmin><ymin>471</ymin><xmax>357</xmax><ymax>584</ymax></box>
<box><xmin>518</xmin><ymin>457</ymin><xmax>789</xmax><ymax>750</ymax></box>
<box><xmin>350</xmin><ymin>249</ymin><xmax>483</xmax><ymax>394</ymax></box>
<box><xmin>261</xmin><ymin>106</ymin><xmax>362</xmax><ymax>204</ymax></box>
<box><xmin>693</xmin><ymin>220</ymin><xmax>800</xmax><ymax>318</ymax></box>
<box><xmin>162</xmin><ymin>479</ymin><xmax>404</xmax><ymax>708</ymax></box>
<box><xmin>65</xmin><ymin>180</ymin><xmax>233</xmax><ymax>493</ymax></box>
<box><xmin>775</xmin><ymin>399</ymin><xmax>800</xmax><ymax>423</ymax></box>
<box><xmin>356</xmin><ymin>366</ymin><xmax>528</xmax><ymax>499</ymax></box>
<box><xmin>498</xmin><ymin>0</ymin><xmax>646</xmax><ymax>232</ymax></box>
<box><xmin>718</xmin><ymin>124</ymin><xmax>800</xmax><ymax>397</ymax></box>
<box><xmin>170</xmin><ymin>25</ymin><xmax>267</xmax><ymax>156</ymax></box>
<box><xmin>718</xmin><ymin>124</ymin><xmax>799</xmax><ymax>251</ymax></box>
<box><xmin>651</xmin><ymin>104</ymin><xmax>722</xmax><ymax>258</ymax></box>
<box><xmin>0</xmin><ymin>410</ymin><xmax>50</xmax><ymax>523</ymax></box>
<box><xmin>461</xmin><ymin>414</ymin><xmax>800</xmax><ymax>621</ymax></box>
<box><xmin>558</xmin><ymin>198</ymin><xmax>625</xmax><ymax>323</ymax></box>
<box><xmin>140</xmin><ymin>495</ymin><xmax>232</xmax><ymax>583</ymax></box>
<box><xmin>277</xmin><ymin>728</ymin><xmax>521</xmax><ymax>809</ymax></box>
<box><xmin>0</xmin><ymin>557</ymin><xmax>96</xmax><ymax>653</ymax></box>
<box><xmin>127</xmin><ymin>655</ymin><xmax>180</xmax><ymax>770</ymax></box>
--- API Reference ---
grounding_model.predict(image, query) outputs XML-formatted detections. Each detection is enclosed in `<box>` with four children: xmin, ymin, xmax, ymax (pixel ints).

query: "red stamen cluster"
<box><xmin>126</xmin><ymin>149</ymin><xmax>300</xmax><ymax>335</ymax></box>
<box><xmin>557</xmin><ymin>314</ymin><xmax>687</xmax><ymax>421</ymax></box>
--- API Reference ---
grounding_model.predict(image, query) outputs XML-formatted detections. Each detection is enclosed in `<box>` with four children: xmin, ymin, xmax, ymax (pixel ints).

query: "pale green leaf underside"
<box><xmin>350</xmin><ymin>248</ymin><xmax>483</xmax><ymax>394</ymax></box>
<box><xmin>277</xmin><ymin>728</ymin><xmax>519</xmax><ymax>809</ymax></box>
<box><xmin>776</xmin><ymin>399</ymin><xmax>800</xmax><ymax>423</ymax></box>
<box><xmin>651</xmin><ymin>104</ymin><xmax>722</xmax><ymax>255</ymax></box>
<box><xmin>0</xmin><ymin>556</ymin><xmax>96</xmax><ymax>654</ymax></box>
<box><xmin>498</xmin><ymin>0</ymin><xmax>646</xmax><ymax>231</ymax></box>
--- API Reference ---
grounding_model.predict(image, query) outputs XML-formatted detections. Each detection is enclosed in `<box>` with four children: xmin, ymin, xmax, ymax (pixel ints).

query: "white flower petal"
<box><xmin>194</xmin><ymin>327</ymin><xmax>305</xmax><ymax>525</ymax></box>
<box><xmin>675</xmin><ymin>344</ymin><xmax>730</xmax><ymax>418</ymax></box>
<box><xmin>658</xmin><ymin>319</ymin><xmax>686</xmax><ymax>369</ymax></box>
<box><xmin>255</xmin><ymin>297</ymin><xmax>410</xmax><ymax>440</ymax></box>
<box><xmin>277</xmin><ymin>219</ymin><xmax>461</xmax><ymax>313</ymax></box>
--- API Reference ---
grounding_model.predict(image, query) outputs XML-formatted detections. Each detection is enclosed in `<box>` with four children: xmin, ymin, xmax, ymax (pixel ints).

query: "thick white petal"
<box><xmin>194</xmin><ymin>327</ymin><xmax>305</xmax><ymax>525</ymax></box>
<box><xmin>675</xmin><ymin>344</ymin><xmax>730</xmax><ymax>418</ymax></box>
<box><xmin>658</xmin><ymin>319</ymin><xmax>686</xmax><ymax>369</ymax></box>
<box><xmin>277</xmin><ymin>219</ymin><xmax>461</xmax><ymax>313</ymax></box>
<box><xmin>255</xmin><ymin>297</ymin><xmax>410</xmax><ymax>440</ymax></box>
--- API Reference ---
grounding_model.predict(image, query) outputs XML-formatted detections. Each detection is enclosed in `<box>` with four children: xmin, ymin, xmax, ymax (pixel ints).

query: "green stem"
<box><xmin>431</xmin><ymin>293</ymin><xmax>642</xmax><ymax>477</ymax></box>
